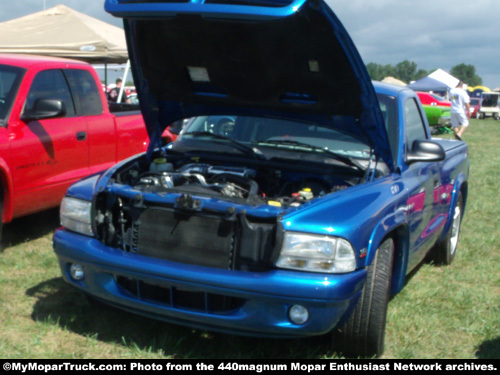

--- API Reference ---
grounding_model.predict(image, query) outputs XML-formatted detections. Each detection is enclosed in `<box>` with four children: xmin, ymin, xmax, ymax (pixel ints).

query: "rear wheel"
<box><xmin>335</xmin><ymin>238</ymin><xmax>395</xmax><ymax>358</ymax></box>
<box><xmin>431</xmin><ymin>192</ymin><xmax>463</xmax><ymax>265</ymax></box>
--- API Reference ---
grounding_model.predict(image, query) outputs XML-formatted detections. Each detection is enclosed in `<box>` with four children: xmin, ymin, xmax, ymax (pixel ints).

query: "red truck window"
<box><xmin>24</xmin><ymin>69</ymin><xmax>75</xmax><ymax>116</ymax></box>
<box><xmin>0</xmin><ymin>64</ymin><xmax>25</xmax><ymax>123</ymax></box>
<box><xmin>65</xmin><ymin>69</ymin><xmax>103</xmax><ymax>116</ymax></box>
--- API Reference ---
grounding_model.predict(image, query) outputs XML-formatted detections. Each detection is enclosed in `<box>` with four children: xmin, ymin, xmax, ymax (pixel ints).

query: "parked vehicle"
<box><xmin>476</xmin><ymin>92</ymin><xmax>500</xmax><ymax>120</ymax></box>
<box><xmin>53</xmin><ymin>0</ymin><xmax>469</xmax><ymax>358</ymax></box>
<box><xmin>417</xmin><ymin>91</ymin><xmax>451</xmax><ymax>126</ymax></box>
<box><xmin>470</xmin><ymin>98</ymin><xmax>481</xmax><ymax>118</ymax></box>
<box><xmin>0</xmin><ymin>54</ymin><xmax>152</xmax><ymax>239</ymax></box>
<box><xmin>417</xmin><ymin>91</ymin><xmax>451</xmax><ymax>107</ymax></box>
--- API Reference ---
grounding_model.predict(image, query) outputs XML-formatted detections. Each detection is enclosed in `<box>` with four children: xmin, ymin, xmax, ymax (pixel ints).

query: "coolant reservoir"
<box><xmin>150</xmin><ymin>158</ymin><xmax>174</xmax><ymax>173</ymax></box>
<box><xmin>298</xmin><ymin>188</ymin><xmax>314</xmax><ymax>200</ymax></box>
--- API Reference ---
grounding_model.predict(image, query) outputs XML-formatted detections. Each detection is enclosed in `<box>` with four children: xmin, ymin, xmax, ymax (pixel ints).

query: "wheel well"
<box><xmin>0</xmin><ymin>169</ymin><xmax>10</xmax><ymax>223</ymax></box>
<box><xmin>382</xmin><ymin>226</ymin><xmax>410</xmax><ymax>296</ymax></box>
<box><xmin>459</xmin><ymin>182</ymin><xmax>468</xmax><ymax>214</ymax></box>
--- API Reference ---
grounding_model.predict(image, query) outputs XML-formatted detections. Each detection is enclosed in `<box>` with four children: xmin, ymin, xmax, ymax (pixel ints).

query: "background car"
<box><xmin>417</xmin><ymin>91</ymin><xmax>451</xmax><ymax>107</ymax></box>
<box><xmin>477</xmin><ymin>92</ymin><xmax>500</xmax><ymax>120</ymax></box>
<box><xmin>417</xmin><ymin>92</ymin><xmax>451</xmax><ymax>126</ymax></box>
<box><xmin>470</xmin><ymin>98</ymin><xmax>481</xmax><ymax>118</ymax></box>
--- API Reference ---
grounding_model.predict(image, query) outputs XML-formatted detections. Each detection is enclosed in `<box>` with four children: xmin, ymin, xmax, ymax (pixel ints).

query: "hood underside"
<box><xmin>106</xmin><ymin>0</ymin><xmax>393</xmax><ymax>170</ymax></box>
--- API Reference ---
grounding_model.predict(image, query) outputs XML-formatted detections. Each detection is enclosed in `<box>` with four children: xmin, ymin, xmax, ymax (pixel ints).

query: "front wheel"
<box><xmin>431</xmin><ymin>192</ymin><xmax>463</xmax><ymax>265</ymax></box>
<box><xmin>335</xmin><ymin>238</ymin><xmax>395</xmax><ymax>358</ymax></box>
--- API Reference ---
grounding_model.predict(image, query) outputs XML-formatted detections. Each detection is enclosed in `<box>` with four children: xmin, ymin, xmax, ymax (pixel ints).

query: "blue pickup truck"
<box><xmin>53</xmin><ymin>0</ymin><xmax>469</xmax><ymax>357</ymax></box>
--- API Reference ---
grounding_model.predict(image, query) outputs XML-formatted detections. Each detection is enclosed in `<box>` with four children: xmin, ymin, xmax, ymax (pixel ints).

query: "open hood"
<box><xmin>106</xmin><ymin>0</ymin><xmax>393</xmax><ymax>170</ymax></box>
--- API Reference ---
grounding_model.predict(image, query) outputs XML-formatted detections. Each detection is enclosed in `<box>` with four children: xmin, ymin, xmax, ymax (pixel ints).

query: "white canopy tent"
<box><xmin>0</xmin><ymin>4</ymin><xmax>128</xmax><ymax>63</ymax></box>
<box><xmin>428</xmin><ymin>69</ymin><xmax>460</xmax><ymax>90</ymax></box>
<box><xmin>0</xmin><ymin>4</ymin><xmax>131</xmax><ymax>97</ymax></box>
<box><xmin>382</xmin><ymin>76</ymin><xmax>406</xmax><ymax>86</ymax></box>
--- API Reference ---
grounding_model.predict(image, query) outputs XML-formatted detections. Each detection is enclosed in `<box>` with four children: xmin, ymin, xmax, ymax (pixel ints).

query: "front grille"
<box><xmin>116</xmin><ymin>275</ymin><xmax>245</xmax><ymax>313</ymax></box>
<box><xmin>135</xmin><ymin>208</ymin><xmax>235</xmax><ymax>269</ymax></box>
<box><xmin>96</xmin><ymin>192</ymin><xmax>278</xmax><ymax>271</ymax></box>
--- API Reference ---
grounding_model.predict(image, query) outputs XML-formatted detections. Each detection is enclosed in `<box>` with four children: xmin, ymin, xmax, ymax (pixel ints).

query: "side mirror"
<box><xmin>168</xmin><ymin>120</ymin><xmax>185</xmax><ymax>135</ymax></box>
<box><xmin>406</xmin><ymin>139</ymin><xmax>446</xmax><ymax>164</ymax></box>
<box><xmin>21</xmin><ymin>99</ymin><xmax>66</xmax><ymax>121</ymax></box>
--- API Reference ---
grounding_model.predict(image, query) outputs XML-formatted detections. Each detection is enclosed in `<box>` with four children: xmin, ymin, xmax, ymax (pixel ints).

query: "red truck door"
<box><xmin>64</xmin><ymin>68</ymin><xmax>117</xmax><ymax>174</ymax></box>
<box><xmin>10</xmin><ymin>68</ymin><xmax>90</xmax><ymax>218</ymax></box>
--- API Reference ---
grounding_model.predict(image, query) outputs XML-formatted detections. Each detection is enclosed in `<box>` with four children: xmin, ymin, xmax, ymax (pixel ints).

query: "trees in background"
<box><xmin>450</xmin><ymin>64</ymin><xmax>482</xmax><ymax>86</ymax></box>
<box><xmin>366</xmin><ymin>60</ymin><xmax>428</xmax><ymax>83</ymax></box>
<box><xmin>366</xmin><ymin>60</ymin><xmax>482</xmax><ymax>86</ymax></box>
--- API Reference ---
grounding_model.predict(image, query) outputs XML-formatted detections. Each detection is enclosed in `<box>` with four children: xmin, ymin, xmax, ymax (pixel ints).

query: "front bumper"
<box><xmin>53</xmin><ymin>229</ymin><xmax>366</xmax><ymax>338</ymax></box>
<box><xmin>438</xmin><ymin>115</ymin><xmax>451</xmax><ymax>126</ymax></box>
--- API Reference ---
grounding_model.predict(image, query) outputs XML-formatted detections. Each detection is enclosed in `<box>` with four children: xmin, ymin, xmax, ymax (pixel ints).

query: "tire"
<box><xmin>431</xmin><ymin>192</ymin><xmax>463</xmax><ymax>266</ymax></box>
<box><xmin>335</xmin><ymin>238</ymin><xmax>395</xmax><ymax>358</ymax></box>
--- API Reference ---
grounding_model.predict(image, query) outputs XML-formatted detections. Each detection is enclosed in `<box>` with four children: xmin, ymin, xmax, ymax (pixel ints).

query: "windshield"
<box><xmin>481</xmin><ymin>94</ymin><xmax>499</xmax><ymax>107</ymax></box>
<box><xmin>430</xmin><ymin>93</ymin><xmax>447</xmax><ymax>102</ymax></box>
<box><xmin>178</xmin><ymin>115</ymin><xmax>372</xmax><ymax>162</ymax></box>
<box><xmin>0</xmin><ymin>64</ymin><xmax>25</xmax><ymax>125</ymax></box>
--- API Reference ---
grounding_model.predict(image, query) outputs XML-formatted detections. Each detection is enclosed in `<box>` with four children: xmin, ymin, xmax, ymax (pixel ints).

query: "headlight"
<box><xmin>275</xmin><ymin>232</ymin><xmax>356</xmax><ymax>273</ymax></box>
<box><xmin>60</xmin><ymin>197</ymin><xmax>94</xmax><ymax>237</ymax></box>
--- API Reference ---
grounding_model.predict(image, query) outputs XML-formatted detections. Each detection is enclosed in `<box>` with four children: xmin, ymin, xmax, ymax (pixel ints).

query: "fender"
<box><xmin>65</xmin><ymin>171</ymin><xmax>107</xmax><ymax>202</ymax></box>
<box><xmin>0</xmin><ymin>158</ymin><xmax>14</xmax><ymax>223</ymax></box>
<box><xmin>365</xmin><ymin>207</ymin><xmax>410</xmax><ymax>295</ymax></box>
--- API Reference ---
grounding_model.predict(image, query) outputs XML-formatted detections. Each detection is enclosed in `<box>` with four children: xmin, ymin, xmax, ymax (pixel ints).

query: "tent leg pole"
<box><xmin>104</xmin><ymin>58</ymin><xmax>108</xmax><ymax>89</ymax></box>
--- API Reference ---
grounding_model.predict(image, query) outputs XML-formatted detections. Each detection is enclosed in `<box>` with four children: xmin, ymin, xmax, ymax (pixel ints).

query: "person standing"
<box><xmin>107</xmin><ymin>78</ymin><xmax>130</xmax><ymax>103</ymax></box>
<box><xmin>449</xmin><ymin>81</ymin><xmax>470</xmax><ymax>140</ymax></box>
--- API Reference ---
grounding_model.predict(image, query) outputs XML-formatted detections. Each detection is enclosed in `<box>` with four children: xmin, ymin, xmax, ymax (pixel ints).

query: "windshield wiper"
<box><xmin>184</xmin><ymin>131</ymin><xmax>266</xmax><ymax>160</ymax></box>
<box><xmin>254</xmin><ymin>139</ymin><xmax>364</xmax><ymax>172</ymax></box>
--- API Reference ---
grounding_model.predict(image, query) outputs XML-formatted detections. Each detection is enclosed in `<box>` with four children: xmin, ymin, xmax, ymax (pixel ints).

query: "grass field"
<box><xmin>1</xmin><ymin>118</ymin><xmax>499</xmax><ymax>359</ymax></box>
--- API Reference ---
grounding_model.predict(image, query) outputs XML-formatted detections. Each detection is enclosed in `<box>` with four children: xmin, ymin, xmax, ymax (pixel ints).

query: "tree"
<box><xmin>365</xmin><ymin>60</ymin><xmax>428</xmax><ymax>83</ymax></box>
<box><xmin>366</xmin><ymin>63</ymin><xmax>396</xmax><ymax>81</ymax></box>
<box><xmin>450</xmin><ymin>64</ymin><xmax>482</xmax><ymax>86</ymax></box>
<box><xmin>395</xmin><ymin>60</ymin><xmax>417</xmax><ymax>83</ymax></box>
<box><xmin>415</xmin><ymin>69</ymin><xmax>429</xmax><ymax>81</ymax></box>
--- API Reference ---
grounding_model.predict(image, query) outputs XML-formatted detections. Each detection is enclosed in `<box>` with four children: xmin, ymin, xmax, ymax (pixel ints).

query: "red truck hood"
<box><xmin>106</xmin><ymin>0</ymin><xmax>393</xmax><ymax>170</ymax></box>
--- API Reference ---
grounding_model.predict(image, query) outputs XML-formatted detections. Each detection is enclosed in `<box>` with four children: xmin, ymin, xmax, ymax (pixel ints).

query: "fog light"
<box><xmin>289</xmin><ymin>305</ymin><xmax>309</xmax><ymax>325</ymax></box>
<box><xmin>69</xmin><ymin>264</ymin><xmax>85</xmax><ymax>281</ymax></box>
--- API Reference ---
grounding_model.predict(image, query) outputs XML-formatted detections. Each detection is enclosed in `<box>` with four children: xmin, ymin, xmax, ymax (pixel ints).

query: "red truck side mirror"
<box><xmin>21</xmin><ymin>99</ymin><xmax>66</xmax><ymax>122</ymax></box>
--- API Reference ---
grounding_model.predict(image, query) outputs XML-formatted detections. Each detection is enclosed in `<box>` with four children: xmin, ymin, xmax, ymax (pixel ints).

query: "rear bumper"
<box><xmin>53</xmin><ymin>229</ymin><xmax>366</xmax><ymax>338</ymax></box>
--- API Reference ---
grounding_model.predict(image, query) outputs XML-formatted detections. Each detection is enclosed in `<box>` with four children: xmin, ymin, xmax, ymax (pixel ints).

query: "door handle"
<box><xmin>76</xmin><ymin>131</ymin><xmax>87</xmax><ymax>141</ymax></box>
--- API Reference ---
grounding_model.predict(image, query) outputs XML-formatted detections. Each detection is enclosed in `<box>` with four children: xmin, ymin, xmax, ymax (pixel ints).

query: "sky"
<box><xmin>1</xmin><ymin>0</ymin><xmax>499</xmax><ymax>89</ymax></box>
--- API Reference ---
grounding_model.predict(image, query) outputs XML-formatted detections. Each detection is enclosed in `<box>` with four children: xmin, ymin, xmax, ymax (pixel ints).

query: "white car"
<box><xmin>477</xmin><ymin>92</ymin><xmax>500</xmax><ymax>120</ymax></box>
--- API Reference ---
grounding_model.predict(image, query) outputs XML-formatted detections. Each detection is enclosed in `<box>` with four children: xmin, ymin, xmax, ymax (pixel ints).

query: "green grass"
<box><xmin>1</xmin><ymin>118</ymin><xmax>499</xmax><ymax>359</ymax></box>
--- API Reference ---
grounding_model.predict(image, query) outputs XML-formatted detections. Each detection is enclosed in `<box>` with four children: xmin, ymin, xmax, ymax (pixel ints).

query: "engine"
<box><xmin>125</xmin><ymin>158</ymin><xmax>348</xmax><ymax>208</ymax></box>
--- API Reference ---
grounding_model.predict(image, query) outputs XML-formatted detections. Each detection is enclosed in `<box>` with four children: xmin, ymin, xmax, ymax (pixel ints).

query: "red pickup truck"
<box><xmin>0</xmin><ymin>54</ymin><xmax>152</xmax><ymax>239</ymax></box>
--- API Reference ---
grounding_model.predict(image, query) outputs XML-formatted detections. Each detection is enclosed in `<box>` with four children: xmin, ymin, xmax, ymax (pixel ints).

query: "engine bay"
<box><xmin>95</xmin><ymin>152</ymin><xmax>363</xmax><ymax>271</ymax></box>
<box><xmin>113</xmin><ymin>153</ymin><xmax>362</xmax><ymax>209</ymax></box>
